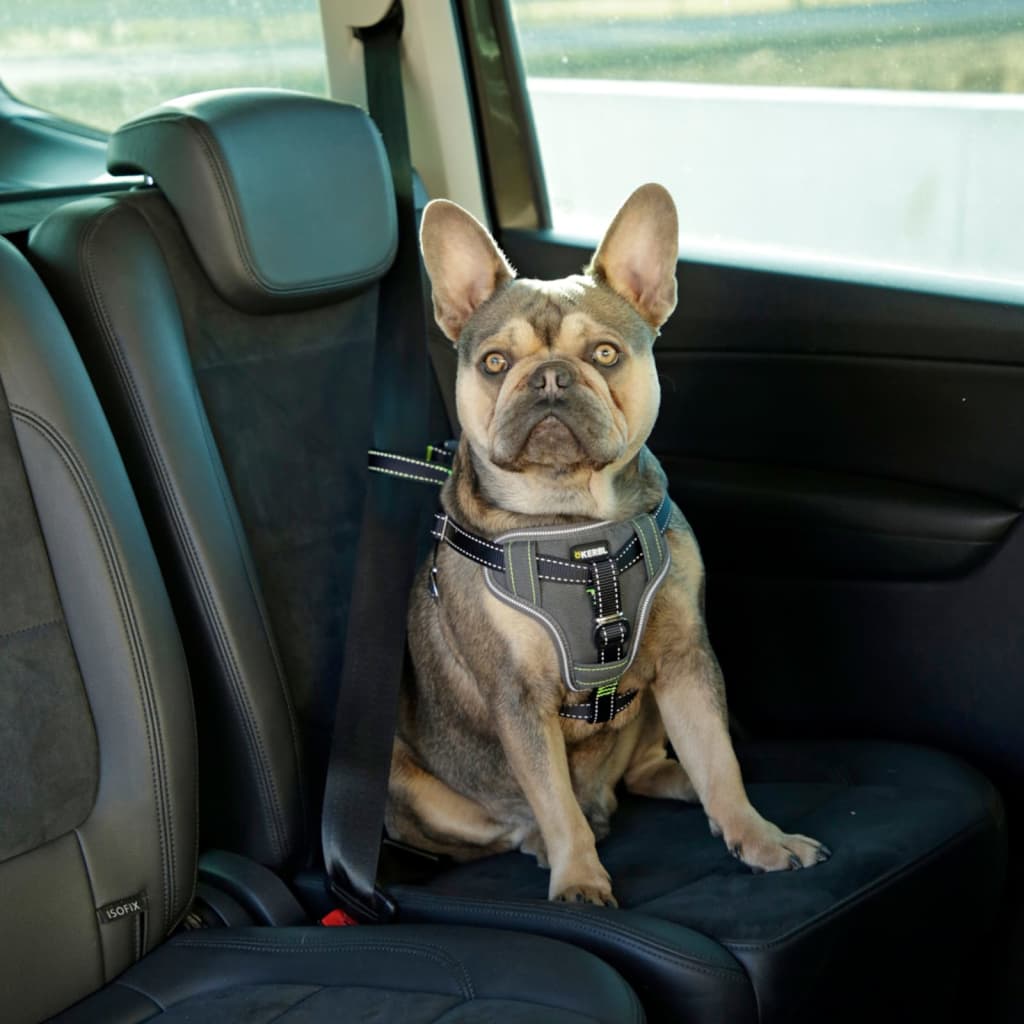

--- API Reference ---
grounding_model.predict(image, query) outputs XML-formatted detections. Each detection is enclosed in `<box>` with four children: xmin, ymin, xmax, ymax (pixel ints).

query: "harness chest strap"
<box><xmin>369</xmin><ymin>445</ymin><xmax>672</xmax><ymax>725</ymax></box>
<box><xmin>433</xmin><ymin>495</ymin><xmax>672</xmax><ymax>725</ymax></box>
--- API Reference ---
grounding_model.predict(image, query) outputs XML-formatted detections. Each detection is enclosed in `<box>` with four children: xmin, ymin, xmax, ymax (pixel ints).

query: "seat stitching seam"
<box><xmin>113</xmin><ymin>196</ymin><xmax>293</xmax><ymax>861</ymax></box>
<box><xmin>394</xmin><ymin>895</ymin><xmax>744</xmax><ymax>980</ymax></box>
<box><xmin>115</xmin><ymin>116</ymin><xmax>393</xmax><ymax>297</ymax></box>
<box><xmin>193</xmin><ymin>375</ymin><xmax>307</xmax><ymax>847</ymax></box>
<box><xmin>262</xmin><ymin>985</ymin><xmax>325</xmax><ymax>1024</ymax></box>
<box><xmin>79</xmin><ymin>201</ymin><xmax>290</xmax><ymax>863</ymax></box>
<box><xmin>114</xmin><ymin>978</ymin><xmax>166</xmax><ymax>1012</ymax></box>
<box><xmin>169</xmin><ymin>940</ymin><xmax>475</xmax><ymax>998</ymax></box>
<box><xmin>0</xmin><ymin>618</ymin><xmax>61</xmax><ymax>642</ymax></box>
<box><xmin>73</xmin><ymin>828</ymin><xmax>107</xmax><ymax>979</ymax></box>
<box><xmin>11</xmin><ymin>407</ymin><xmax>173</xmax><ymax>924</ymax></box>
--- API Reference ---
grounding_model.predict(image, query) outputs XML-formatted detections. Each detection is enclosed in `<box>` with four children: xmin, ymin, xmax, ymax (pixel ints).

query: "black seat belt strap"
<box><xmin>321</xmin><ymin>0</ymin><xmax>431</xmax><ymax>923</ymax></box>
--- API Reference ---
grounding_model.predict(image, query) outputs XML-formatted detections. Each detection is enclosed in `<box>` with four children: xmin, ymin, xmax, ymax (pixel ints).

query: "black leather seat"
<box><xmin>28</xmin><ymin>89</ymin><xmax>1008</xmax><ymax>1024</ymax></box>
<box><xmin>0</xmin><ymin>237</ymin><xmax>643</xmax><ymax>1023</ymax></box>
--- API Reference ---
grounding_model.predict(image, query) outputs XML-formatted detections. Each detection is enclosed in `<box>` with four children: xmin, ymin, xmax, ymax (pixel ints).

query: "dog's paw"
<box><xmin>549</xmin><ymin>861</ymin><xmax>617</xmax><ymax>907</ymax></box>
<box><xmin>552</xmin><ymin>881</ymin><xmax>618</xmax><ymax>907</ymax></box>
<box><xmin>722</xmin><ymin>812</ymin><xmax>832</xmax><ymax>872</ymax></box>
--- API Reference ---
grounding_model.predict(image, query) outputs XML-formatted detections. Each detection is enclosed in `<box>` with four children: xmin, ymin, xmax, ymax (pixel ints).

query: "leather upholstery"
<box><xmin>31</xmin><ymin>194</ymin><xmax>313</xmax><ymax>870</ymax></box>
<box><xmin>26</xmin><ymin>90</ymin><xmax>1007</xmax><ymax>1024</ymax></box>
<box><xmin>51</xmin><ymin>926</ymin><xmax>644</xmax><ymax>1024</ymax></box>
<box><xmin>107</xmin><ymin>89</ymin><xmax>397</xmax><ymax>313</ymax></box>
<box><xmin>0</xmin><ymin>236</ymin><xmax>197</xmax><ymax>1022</ymax></box>
<box><xmin>0</xmin><ymin>236</ymin><xmax>642</xmax><ymax>1024</ymax></box>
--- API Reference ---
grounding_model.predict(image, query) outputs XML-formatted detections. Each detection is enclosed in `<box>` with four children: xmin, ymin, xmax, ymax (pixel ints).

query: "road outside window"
<box><xmin>510</xmin><ymin>0</ymin><xmax>1024</xmax><ymax>299</ymax></box>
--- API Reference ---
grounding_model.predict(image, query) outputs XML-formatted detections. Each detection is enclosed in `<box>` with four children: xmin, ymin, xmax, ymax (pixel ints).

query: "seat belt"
<box><xmin>321</xmin><ymin>0</ymin><xmax>434</xmax><ymax>923</ymax></box>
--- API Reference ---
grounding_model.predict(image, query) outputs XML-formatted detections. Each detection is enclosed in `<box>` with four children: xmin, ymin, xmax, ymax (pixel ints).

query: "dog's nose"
<box><xmin>529</xmin><ymin>361</ymin><xmax>575</xmax><ymax>397</ymax></box>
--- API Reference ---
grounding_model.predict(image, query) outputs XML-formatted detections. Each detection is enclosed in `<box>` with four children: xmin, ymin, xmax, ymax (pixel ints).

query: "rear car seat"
<box><xmin>28</xmin><ymin>89</ymin><xmax>1008</xmax><ymax>1024</ymax></box>
<box><xmin>0</xmin><ymin>233</ymin><xmax>644</xmax><ymax>1024</ymax></box>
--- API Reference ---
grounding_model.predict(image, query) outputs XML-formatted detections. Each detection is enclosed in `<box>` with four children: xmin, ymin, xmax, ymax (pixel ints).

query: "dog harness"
<box><xmin>369</xmin><ymin>445</ymin><xmax>674</xmax><ymax>725</ymax></box>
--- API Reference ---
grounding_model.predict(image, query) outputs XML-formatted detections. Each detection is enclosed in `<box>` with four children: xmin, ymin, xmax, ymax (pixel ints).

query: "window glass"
<box><xmin>0</xmin><ymin>0</ymin><xmax>327</xmax><ymax>133</ymax></box>
<box><xmin>509</xmin><ymin>0</ymin><xmax>1024</xmax><ymax>296</ymax></box>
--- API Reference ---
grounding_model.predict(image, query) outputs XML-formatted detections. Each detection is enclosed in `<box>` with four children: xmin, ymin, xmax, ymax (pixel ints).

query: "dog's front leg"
<box><xmin>651</xmin><ymin>632</ymin><xmax>831</xmax><ymax>872</ymax></box>
<box><xmin>649</xmin><ymin>528</ymin><xmax>830</xmax><ymax>871</ymax></box>
<box><xmin>494</xmin><ymin>698</ymin><xmax>617</xmax><ymax>905</ymax></box>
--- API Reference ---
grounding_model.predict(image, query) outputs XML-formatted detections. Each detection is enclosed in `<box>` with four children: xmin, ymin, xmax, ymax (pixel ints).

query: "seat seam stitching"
<box><xmin>73</xmin><ymin>828</ymin><xmax>107</xmax><ymax>979</ymax></box>
<box><xmin>11</xmin><ymin>407</ymin><xmax>174</xmax><ymax>926</ymax></box>
<box><xmin>116</xmin><ymin>116</ymin><xmax>393</xmax><ymax>296</ymax></box>
<box><xmin>168</xmin><ymin>939</ymin><xmax>475</xmax><ymax>998</ymax></box>
<box><xmin>114</xmin><ymin>978</ymin><xmax>166</xmax><ymax>1012</ymax></box>
<box><xmin>112</xmin><ymin>196</ymin><xmax>294</xmax><ymax>861</ymax></box>
<box><xmin>262</xmin><ymin>984</ymin><xmax>325</xmax><ymax>1024</ymax></box>
<box><xmin>192</xmin><ymin>374</ymin><xmax>307</xmax><ymax>848</ymax></box>
<box><xmin>394</xmin><ymin>895</ymin><xmax>744</xmax><ymax>980</ymax></box>
<box><xmin>79</xmin><ymin>202</ymin><xmax>290</xmax><ymax>863</ymax></box>
<box><xmin>0</xmin><ymin>617</ymin><xmax>61</xmax><ymax>642</ymax></box>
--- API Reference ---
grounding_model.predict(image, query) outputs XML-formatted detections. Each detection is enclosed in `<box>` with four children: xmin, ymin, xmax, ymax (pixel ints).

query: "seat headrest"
<box><xmin>108</xmin><ymin>89</ymin><xmax>397</xmax><ymax>313</ymax></box>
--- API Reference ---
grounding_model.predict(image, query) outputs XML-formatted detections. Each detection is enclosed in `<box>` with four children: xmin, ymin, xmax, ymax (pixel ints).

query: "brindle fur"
<box><xmin>388</xmin><ymin>184</ymin><xmax>830</xmax><ymax>904</ymax></box>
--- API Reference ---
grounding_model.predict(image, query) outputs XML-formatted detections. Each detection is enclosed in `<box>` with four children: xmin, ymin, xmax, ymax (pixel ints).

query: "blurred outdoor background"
<box><xmin>0</xmin><ymin>1</ymin><xmax>1023</xmax><ymax>131</ymax></box>
<box><xmin>511</xmin><ymin>0</ymin><xmax>1024</xmax><ymax>93</ymax></box>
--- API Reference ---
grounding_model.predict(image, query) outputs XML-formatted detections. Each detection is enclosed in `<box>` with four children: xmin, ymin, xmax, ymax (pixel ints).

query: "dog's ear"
<box><xmin>587</xmin><ymin>183</ymin><xmax>679</xmax><ymax>329</ymax></box>
<box><xmin>420</xmin><ymin>200</ymin><xmax>515</xmax><ymax>343</ymax></box>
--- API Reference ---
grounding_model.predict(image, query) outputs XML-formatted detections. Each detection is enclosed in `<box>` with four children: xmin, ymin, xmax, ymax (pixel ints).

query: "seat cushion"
<box><xmin>51</xmin><ymin>925</ymin><xmax>643</xmax><ymax>1023</ymax></box>
<box><xmin>393</xmin><ymin>741</ymin><xmax>1005</xmax><ymax>1024</ymax></box>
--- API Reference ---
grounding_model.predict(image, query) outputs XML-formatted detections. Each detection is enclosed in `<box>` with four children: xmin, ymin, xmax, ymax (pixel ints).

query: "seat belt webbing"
<box><xmin>320</xmin><ymin>0</ymin><xmax>432</xmax><ymax>923</ymax></box>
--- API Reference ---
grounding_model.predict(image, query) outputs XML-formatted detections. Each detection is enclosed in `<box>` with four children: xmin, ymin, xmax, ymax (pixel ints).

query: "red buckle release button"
<box><xmin>320</xmin><ymin>908</ymin><xmax>359</xmax><ymax>927</ymax></box>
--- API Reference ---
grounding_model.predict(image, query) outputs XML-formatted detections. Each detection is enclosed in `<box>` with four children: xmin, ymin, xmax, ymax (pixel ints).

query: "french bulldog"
<box><xmin>386</xmin><ymin>183</ymin><xmax>830</xmax><ymax>905</ymax></box>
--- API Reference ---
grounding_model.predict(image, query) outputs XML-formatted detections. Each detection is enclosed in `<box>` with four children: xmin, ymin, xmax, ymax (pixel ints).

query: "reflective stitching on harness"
<box><xmin>436</xmin><ymin>537</ymin><xmax>494</xmax><ymax>569</ymax></box>
<box><xmin>370</xmin><ymin>465</ymin><xmax>446</xmax><ymax>486</ymax></box>
<box><xmin>446</xmin><ymin>518</ymin><xmax>502</xmax><ymax>551</ymax></box>
<box><xmin>635</xmin><ymin>520</ymin><xmax>653</xmax><ymax>577</ymax></box>
<box><xmin>469</xmin><ymin>501</ymin><xmax>673</xmax><ymax>693</ymax></box>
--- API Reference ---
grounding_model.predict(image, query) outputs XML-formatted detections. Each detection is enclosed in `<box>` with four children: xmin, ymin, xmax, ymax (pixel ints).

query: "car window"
<box><xmin>0</xmin><ymin>0</ymin><xmax>327</xmax><ymax>133</ymax></box>
<box><xmin>506</xmin><ymin>0</ymin><xmax>1024</xmax><ymax>297</ymax></box>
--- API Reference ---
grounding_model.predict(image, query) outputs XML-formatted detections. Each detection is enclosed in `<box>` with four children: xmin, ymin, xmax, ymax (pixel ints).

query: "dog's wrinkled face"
<box><xmin>420</xmin><ymin>184</ymin><xmax>679</xmax><ymax>479</ymax></box>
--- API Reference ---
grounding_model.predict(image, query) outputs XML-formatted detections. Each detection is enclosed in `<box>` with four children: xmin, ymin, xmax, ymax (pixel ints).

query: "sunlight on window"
<box><xmin>0</xmin><ymin>0</ymin><xmax>327</xmax><ymax>131</ymax></box>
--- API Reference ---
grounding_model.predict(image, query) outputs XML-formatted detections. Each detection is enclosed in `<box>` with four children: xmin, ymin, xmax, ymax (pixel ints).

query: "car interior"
<box><xmin>1</xmin><ymin>2</ymin><xmax>1022</xmax><ymax>1022</ymax></box>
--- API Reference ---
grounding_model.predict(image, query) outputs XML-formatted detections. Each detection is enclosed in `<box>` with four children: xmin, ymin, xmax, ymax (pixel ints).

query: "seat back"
<box><xmin>0</xmin><ymin>237</ymin><xmax>196</xmax><ymax>1023</ymax></box>
<box><xmin>30</xmin><ymin>89</ymin><xmax>400</xmax><ymax>872</ymax></box>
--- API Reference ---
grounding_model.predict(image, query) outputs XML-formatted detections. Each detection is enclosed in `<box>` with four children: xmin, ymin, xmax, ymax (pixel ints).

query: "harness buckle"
<box><xmin>593</xmin><ymin>611</ymin><xmax>630</xmax><ymax>648</ymax></box>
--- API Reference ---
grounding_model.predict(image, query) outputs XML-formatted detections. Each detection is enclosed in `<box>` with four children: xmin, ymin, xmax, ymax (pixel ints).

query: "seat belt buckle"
<box><xmin>329</xmin><ymin>879</ymin><xmax>398</xmax><ymax>925</ymax></box>
<box><xmin>321</xmin><ymin>908</ymin><xmax>360</xmax><ymax>927</ymax></box>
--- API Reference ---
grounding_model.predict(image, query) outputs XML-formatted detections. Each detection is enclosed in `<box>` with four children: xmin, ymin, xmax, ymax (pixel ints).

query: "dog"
<box><xmin>386</xmin><ymin>183</ymin><xmax>830</xmax><ymax>905</ymax></box>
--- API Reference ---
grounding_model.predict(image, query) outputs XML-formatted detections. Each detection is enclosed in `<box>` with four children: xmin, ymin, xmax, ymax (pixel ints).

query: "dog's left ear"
<box><xmin>588</xmin><ymin>183</ymin><xmax>679</xmax><ymax>329</ymax></box>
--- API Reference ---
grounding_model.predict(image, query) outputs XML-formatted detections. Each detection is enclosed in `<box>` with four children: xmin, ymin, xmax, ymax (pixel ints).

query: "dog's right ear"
<box><xmin>420</xmin><ymin>200</ymin><xmax>515</xmax><ymax>343</ymax></box>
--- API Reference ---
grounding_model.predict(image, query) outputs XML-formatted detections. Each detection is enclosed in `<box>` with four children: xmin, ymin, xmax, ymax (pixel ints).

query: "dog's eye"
<box><xmin>592</xmin><ymin>343</ymin><xmax>620</xmax><ymax>368</ymax></box>
<box><xmin>482</xmin><ymin>352</ymin><xmax>509</xmax><ymax>375</ymax></box>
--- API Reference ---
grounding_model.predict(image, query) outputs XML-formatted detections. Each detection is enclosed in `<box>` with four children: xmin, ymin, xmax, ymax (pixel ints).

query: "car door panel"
<box><xmin>502</xmin><ymin>228</ymin><xmax>1024</xmax><ymax>788</ymax></box>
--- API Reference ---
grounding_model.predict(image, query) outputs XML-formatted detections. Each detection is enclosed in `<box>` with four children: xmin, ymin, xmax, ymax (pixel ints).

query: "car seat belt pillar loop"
<box><xmin>321</xmin><ymin>0</ymin><xmax>424</xmax><ymax>925</ymax></box>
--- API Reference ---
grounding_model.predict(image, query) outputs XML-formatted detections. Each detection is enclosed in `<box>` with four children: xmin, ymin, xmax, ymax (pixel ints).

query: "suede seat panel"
<box><xmin>0</xmin><ymin>382</ymin><xmax>97</xmax><ymax>864</ymax></box>
<box><xmin>129</xmin><ymin>193</ymin><xmax>375</xmax><ymax>788</ymax></box>
<box><xmin>393</xmin><ymin>741</ymin><xmax>1003</xmax><ymax>1022</ymax></box>
<box><xmin>403</xmin><ymin>741</ymin><xmax>998</xmax><ymax>946</ymax></box>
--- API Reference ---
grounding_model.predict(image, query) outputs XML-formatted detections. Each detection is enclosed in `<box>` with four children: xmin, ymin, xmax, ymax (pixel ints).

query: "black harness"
<box><xmin>369</xmin><ymin>446</ymin><xmax>673</xmax><ymax>725</ymax></box>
